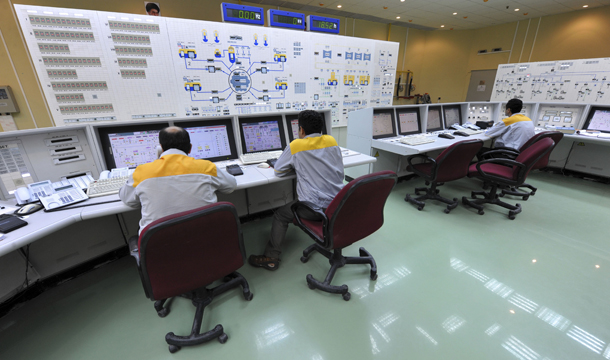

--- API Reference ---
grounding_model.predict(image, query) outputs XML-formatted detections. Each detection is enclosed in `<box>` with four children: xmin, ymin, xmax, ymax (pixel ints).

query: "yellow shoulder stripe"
<box><xmin>132</xmin><ymin>154</ymin><xmax>217</xmax><ymax>187</ymax></box>
<box><xmin>503</xmin><ymin>114</ymin><xmax>531</xmax><ymax>126</ymax></box>
<box><xmin>290</xmin><ymin>135</ymin><xmax>338</xmax><ymax>154</ymax></box>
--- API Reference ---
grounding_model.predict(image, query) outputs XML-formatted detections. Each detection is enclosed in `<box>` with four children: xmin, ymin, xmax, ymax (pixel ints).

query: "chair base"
<box><xmin>156</xmin><ymin>271</ymin><xmax>253</xmax><ymax>353</ymax></box>
<box><xmin>500</xmin><ymin>182</ymin><xmax>537</xmax><ymax>200</ymax></box>
<box><xmin>462</xmin><ymin>184</ymin><xmax>523</xmax><ymax>220</ymax></box>
<box><xmin>300</xmin><ymin>244</ymin><xmax>377</xmax><ymax>301</ymax></box>
<box><xmin>405</xmin><ymin>182</ymin><xmax>458</xmax><ymax>214</ymax></box>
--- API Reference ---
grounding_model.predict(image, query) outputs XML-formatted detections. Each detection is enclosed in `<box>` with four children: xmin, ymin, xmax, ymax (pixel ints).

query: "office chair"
<box><xmin>292</xmin><ymin>171</ymin><xmax>397</xmax><ymax>301</ymax></box>
<box><xmin>499</xmin><ymin>131</ymin><xmax>564</xmax><ymax>199</ymax></box>
<box><xmin>462</xmin><ymin>137</ymin><xmax>555</xmax><ymax>220</ymax></box>
<box><xmin>405</xmin><ymin>139</ymin><xmax>483</xmax><ymax>213</ymax></box>
<box><xmin>129</xmin><ymin>202</ymin><xmax>253</xmax><ymax>353</ymax></box>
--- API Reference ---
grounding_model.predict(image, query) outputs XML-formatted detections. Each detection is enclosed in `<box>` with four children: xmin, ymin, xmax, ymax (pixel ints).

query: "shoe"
<box><xmin>248</xmin><ymin>255</ymin><xmax>280</xmax><ymax>271</ymax></box>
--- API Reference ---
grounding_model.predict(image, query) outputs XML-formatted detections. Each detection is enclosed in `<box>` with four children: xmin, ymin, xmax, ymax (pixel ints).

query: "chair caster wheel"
<box><xmin>169</xmin><ymin>345</ymin><xmax>181</xmax><ymax>353</ymax></box>
<box><xmin>417</xmin><ymin>206</ymin><xmax>423</xmax><ymax>211</ymax></box>
<box><xmin>300</xmin><ymin>256</ymin><xmax>308</xmax><ymax>263</ymax></box>
<box><xmin>218</xmin><ymin>333</ymin><xmax>228</xmax><ymax>344</ymax></box>
<box><xmin>499</xmin><ymin>193</ymin><xmax>505</xmax><ymax>197</ymax></box>
<box><xmin>342</xmin><ymin>292</ymin><xmax>351</xmax><ymax>301</ymax></box>
<box><xmin>243</xmin><ymin>292</ymin><xmax>253</xmax><ymax>301</ymax></box>
<box><xmin>157</xmin><ymin>308</ymin><xmax>169</xmax><ymax>318</ymax></box>
<box><xmin>522</xmin><ymin>195</ymin><xmax>529</xmax><ymax>201</ymax></box>
<box><xmin>307</xmin><ymin>281</ymin><xmax>315</xmax><ymax>290</ymax></box>
<box><xmin>530</xmin><ymin>191</ymin><xmax>536</xmax><ymax>196</ymax></box>
<box><xmin>509</xmin><ymin>215</ymin><xmax>516</xmax><ymax>220</ymax></box>
<box><xmin>414</xmin><ymin>191</ymin><xmax>420</xmax><ymax>195</ymax></box>
<box><xmin>444</xmin><ymin>209</ymin><xmax>450</xmax><ymax>214</ymax></box>
<box><xmin>370</xmin><ymin>272</ymin><xmax>378</xmax><ymax>281</ymax></box>
<box><xmin>452</xmin><ymin>198</ymin><xmax>458</xmax><ymax>202</ymax></box>
<box><xmin>478</xmin><ymin>210</ymin><xmax>484</xmax><ymax>215</ymax></box>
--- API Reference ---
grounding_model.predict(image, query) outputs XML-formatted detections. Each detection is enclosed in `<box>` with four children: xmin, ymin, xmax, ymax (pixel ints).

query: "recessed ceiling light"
<box><xmin>337</xmin><ymin>4</ymin><xmax>342</xmax><ymax>8</ymax></box>
<box><xmin>515</xmin><ymin>8</ymin><xmax>519</xmax><ymax>11</ymax></box>
<box><xmin>396</xmin><ymin>16</ymin><xmax>400</xmax><ymax>19</ymax></box>
<box><xmin>441</xmin><ymin>25</ymin><xmax>445</xmax><ymax>27</ymax></box>
<box><xmin>453</xmin><ymin>12</ymin><xmax>457</xmax><ymax>15</ymax></box>
<box><xmin>401</xmin><ymin>0</ymin><xmax>405</xmax><ymax>2</ymax></box>
<box><xmin>583</xmin><ymin>4</ymin><xmax>589</xmax><ymax>7</ymax></box>
<box><xmin>383</xmin><ymin>6</ymin><xmax>388</xmax><ymax>9</ymax></box>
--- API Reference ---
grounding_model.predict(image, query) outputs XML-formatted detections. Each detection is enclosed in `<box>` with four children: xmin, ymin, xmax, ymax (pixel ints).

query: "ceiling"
<box><xmin>249</xmin><ymin>0</ymin><xmax>610</xmax><ymax>30</ymax></box>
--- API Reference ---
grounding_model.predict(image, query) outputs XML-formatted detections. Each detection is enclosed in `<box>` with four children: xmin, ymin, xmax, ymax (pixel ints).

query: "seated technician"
<box><xmin>484</xmin><ymin>98</ymin><xmax>535</xmax><ymax>151</ymax></box>
<box><xmin>119</xmin><ymin>126</ymin><xmax>236</xmax><ymax>234</ymax></box>
<box><xmin>249</xmin><ymin>110</ymin><xmax>344</xmax><ymax>271</ymax></box>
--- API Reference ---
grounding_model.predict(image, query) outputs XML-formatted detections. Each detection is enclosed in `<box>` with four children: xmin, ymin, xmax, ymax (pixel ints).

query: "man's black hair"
<box><xmin>146</xmin><ymin>3</ymin><xmax>160</xmax><ymax>13</ymax></box>
<box><xmin>506</xmin><ymin>98</ymin><xmax>523</xmax><ymax>114</ymax></box>
<box><xmin>159</xmin><ymin>127</ymin><xmax>190</xmax><ymax>153</ymax></box>
<box><xmin>298</xmin><ymin>110</ymin><xmax>324</xmax><ymax>135</ymax></box>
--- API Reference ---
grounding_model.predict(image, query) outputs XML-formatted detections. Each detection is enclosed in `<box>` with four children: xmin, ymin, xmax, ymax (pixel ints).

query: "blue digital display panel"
<box><xmin>221</xmin><ymin>3</ymin><xmax>264</xmax><ymax>26</ymax></box>
<box><xmin>268</xmin><ymin>9</ymin><xmax>305</xmax><ymax>30</ymax></box>
<box><xmin>306</xmin><ymin>15</ymin><xmax>340</xmax><ymax>34</ymax></box>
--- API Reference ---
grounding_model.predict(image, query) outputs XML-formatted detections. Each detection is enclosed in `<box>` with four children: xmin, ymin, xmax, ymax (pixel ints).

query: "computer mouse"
<box><xmin>257</xmin><ymin>163</ymin><xmax>270</xmax><ymax>169</ymax></box>
<box><xmin>15</xmin><ymin>203</ymin><xmax>44</xmax><ymax>216</ymax></box>
<box><xmin>438</xmin><ymin>133</ymin><xmax>455</xmax><ymax>139</ymax></box>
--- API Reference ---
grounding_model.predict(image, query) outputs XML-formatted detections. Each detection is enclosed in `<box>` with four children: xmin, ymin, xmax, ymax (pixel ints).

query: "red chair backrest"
<box><xmin>138</xmin><ymin>202</ymin><xmax>245</xmax><ymax>300</ymax></box>
<box><xmin>324</xmin><ymin>171</ymin><xmax>397</xmax><ymax>249</ymax></box>
<box><xmin>434</xmin><ymin>139</ymin><xmax>484</xmax><ymax>183</ymax></box>
<box><xmin>514</xmin><ymin>137</ymin><xmax>555</xmax><ymax>181</ymax></box>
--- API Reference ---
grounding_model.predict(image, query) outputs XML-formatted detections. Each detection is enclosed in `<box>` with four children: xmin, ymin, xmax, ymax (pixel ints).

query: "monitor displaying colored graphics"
<box><xmin>396</xmin><ymin>108</ymin><xmax>421</xmax><ymax>136</ymax></box>
<box><xmin>239</xmin><ymin>116</ymin><xmax>287</xmax><ymax>153</ymax></box>
<box><xmin>372</xmin><ymin>109</ymin><xmax>396</xmax><ymax>139</ymax></box>
<box><xmin>97</xmin><ymin>123</ymin><xmax>169</xmax><ymax>169</ymax></box>
<box><xmin>443</xmin><ymin>105</ymin><xmax>462</xmax><ymax>128</ymax></box>
<box><xmin>178</xmin><ymin>119</ymin><xmax>238</xmax><ymax>162</ymax></box>
<box><xmin>584</xmin><ymin>107</ymin><xmax>610</xmax><ymax>133</ymax></box>
<box><xmin>426</xmin><ymin>106</ymin><xmax>443</xmax><ymax>132</ymax></box>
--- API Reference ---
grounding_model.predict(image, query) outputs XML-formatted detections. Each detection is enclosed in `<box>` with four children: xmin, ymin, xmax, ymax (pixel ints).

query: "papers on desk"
<box><xmin>341</xmin><ymin>149</ymin><xmax>359</xmax><ymax>157</ymax></box>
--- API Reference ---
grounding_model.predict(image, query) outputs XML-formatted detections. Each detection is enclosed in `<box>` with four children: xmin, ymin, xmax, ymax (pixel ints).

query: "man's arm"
<box><xmin>485</xmin><ymin>121</ymin><xmax>507</xmax><ymax>138</ymax></box>
<box><xmin>118</xmin><ymin>174</ymin><xmax>140</xmax><ymax>208</ymax></box>
<box><xmin>273</xmin><ymin>146</ymin><xmax>294</xmax><ymax>177</ymax></box>
<box><xmin>214</xmin><ymin>167</ymin><xmax>237</xmax><ymax>194</ymax></box>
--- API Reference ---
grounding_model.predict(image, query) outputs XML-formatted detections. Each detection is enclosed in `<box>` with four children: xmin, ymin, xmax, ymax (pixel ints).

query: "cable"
<box><xmin>43</xmin><ymin>199</ymin><xmax>122</xmax><ymax>213</ymax></box>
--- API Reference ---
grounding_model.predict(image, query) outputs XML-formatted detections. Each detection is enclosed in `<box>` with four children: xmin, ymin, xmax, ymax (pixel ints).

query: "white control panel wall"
<box><xmin>491</xmin><ymin>57</ymin><xmax>610</xmax><ymax>104</ymax></box>
<box><xmin>15</xmin><ymin>5</ymin><xmax>398</xmax><ymax>128</ymax></box>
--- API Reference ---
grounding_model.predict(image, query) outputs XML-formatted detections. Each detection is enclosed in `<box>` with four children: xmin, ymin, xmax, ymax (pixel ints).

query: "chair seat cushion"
<box><xmin>468</xmin><ymin>163</ymin><xmax>516</xmax><ymax>181</ymax></box>
<box><xmin>300</xmin><ymin>218</ymin><xmax>324</xmax><ymax>240</ymax></box>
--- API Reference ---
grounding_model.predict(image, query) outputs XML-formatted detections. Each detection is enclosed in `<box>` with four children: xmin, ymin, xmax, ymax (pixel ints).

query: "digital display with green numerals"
<box><xmin>227</xmin><ymin>8</ymin><xmax>261</xmax><ymax>21</ymax></box>
<box><xmin>274</xmin><ymin>14</ymin><xmax>302</xmax><ymax>25</ymax></box>
<box><xmin>312</xmin><ymin>20</ymin><xmax>337</xmax><ymax>30</ymax></box>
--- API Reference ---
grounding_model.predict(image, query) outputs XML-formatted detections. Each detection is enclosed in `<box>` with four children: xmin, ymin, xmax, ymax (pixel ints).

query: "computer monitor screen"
<box><xmin>97</xmin><ymin>123</ymin><xmax>169</xmax><ymax>169</ymax></box>
<box><xmin>584</xmin><ymin>107</ymin><xmax>610</xmax><ymax>133</ymax></box>
<box><xmin>178</xmin><ymin>119</ymin><xmax>238</xmax><ymax>162</ymax></box>
<box><xmin>396</xmin><ymin>108</ymin><xmax>421</xmax><ymax>136</ymax></box>
<box><xmin>426</xmin><ymin>107</ymin><xmax>443</xmax><ymax>132</ymax></box>
<box><xmin>239</xmin><ymin>116</ymin><xmax>287</xmax><ymax>154</ymax></box>
<box><xmin>443</xmin><ymin>105</ymin><xmax>462</xmax><ymax>128</ymax></box>
<box><xmin>372</xmin><ymin>110</ymin><xmax>396</xmax><ymax>139</ymax></box>
<box><xmin>285</xmin><ymin>114</ymin><xmax>328</xmax><ymax>142</ymax></box>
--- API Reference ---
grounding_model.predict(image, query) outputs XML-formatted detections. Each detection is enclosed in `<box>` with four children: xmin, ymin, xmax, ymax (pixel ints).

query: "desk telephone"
<box><xmin>15</xmin><ymin>175</ymin><xmax>93</xmax><ymax>205</ymax></box>
<box><xmin>451</xmin><ymin>122</ymin><xmax>481</xmax><ymax>131</ymax></box>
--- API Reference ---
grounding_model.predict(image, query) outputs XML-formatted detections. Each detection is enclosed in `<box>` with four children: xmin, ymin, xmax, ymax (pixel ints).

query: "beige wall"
<box><xmin>1</xmin><ymin>0</ymin><xmax>610</xmax><ymax>130</ymax></box>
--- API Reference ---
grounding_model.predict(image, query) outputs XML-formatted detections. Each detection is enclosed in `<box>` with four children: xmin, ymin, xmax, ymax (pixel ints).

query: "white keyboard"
<box><xmin>459</xmin><ymin>128</ymin><xmax>484</xmax><ymax>135</ymax></box>
<box><xmin>239</xmin><ymin>151</ymin><xmax>283</xmax><ymax>165</ymax></box>
<box><xmin>399</xmin><ymin>136</ymin><xmax>435</xmax><ymax>146</ymax></box>
<box><xmin>86</xmin><ymin>176</ymin><xmax>129</xmax><ymax>198</ymax></box>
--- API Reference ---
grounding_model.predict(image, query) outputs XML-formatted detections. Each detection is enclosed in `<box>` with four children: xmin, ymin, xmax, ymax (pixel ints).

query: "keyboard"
<box><xmin>86</xmin><ymin>175</ymin><xmax>129</xmax><ymax>198</ymax></box>
<box><xmin>399</xmin><ymin>136</ymin><xmax>435</xmax><ymax>146</ymax></box>
<box><xmin>239</xmin><ymin>151</ymin><xmax>283</xmax><ymax>165</ymax></box>
<box><xmin>458</xmin><ymin>128</ymin><xmax>484</xmax><ymax>135</ymax></box>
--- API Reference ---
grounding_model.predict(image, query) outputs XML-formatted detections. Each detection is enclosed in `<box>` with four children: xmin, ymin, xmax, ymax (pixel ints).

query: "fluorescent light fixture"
<box><xmin>583</xmin><ymin>5</ymin><xmax>589</xmax><ymax>7</ymax></box>
<box><xmin>337</xmin><ymin>5</ymin><xmax>342</xmax><ymax>8</ymax></box>
<box><xmin>515</xmin><ymin>9</ymin><xmax>520</xmax><ymax>11</ymax></box>
<box><xmin>396</xmin><ymin>16</ymin><xmax>400</xmax><ymax>19</ymax></box>
<box><xmin>441</xmin><ymin>25</ymin><xmax>445</xmax><ymax>27</ymax></box>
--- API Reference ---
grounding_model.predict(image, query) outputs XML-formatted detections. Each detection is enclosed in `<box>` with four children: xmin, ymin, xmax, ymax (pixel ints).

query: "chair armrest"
<box><xmin>479</xmin><ymin>148</ymin><xmax>519</xmax><ymax>160</ymax></box>
<box><xmin>476</xmin><ymin>158</ymin><xmax>525</xmax><ymax>181</ymax></box>
<box><xmin>406</xmin><ymin>154</ymin><xmax>437</xmax><ymax>177</ymax></box>
<box><xmin>291</xmin><ymin>201</ymin><xmax>328</xmax><ymax>246</ymax></box>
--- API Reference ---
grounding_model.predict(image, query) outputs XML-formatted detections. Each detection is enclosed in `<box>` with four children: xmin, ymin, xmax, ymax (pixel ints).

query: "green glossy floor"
<box><xmin>1</xmin><ymin>171</ymin><xmax>609</xmax><ymax>359</ymax></box>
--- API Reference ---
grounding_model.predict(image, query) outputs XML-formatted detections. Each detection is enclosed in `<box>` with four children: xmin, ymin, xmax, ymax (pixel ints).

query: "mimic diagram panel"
<box><xmin>491</xmin><ymin>58</ymin><xmax>610</xmax><ymax>104</ymax></box>
<box><xmin>16</xmin><ymin>5</ymin><xmax>398</xmax><ymax>127</ymax></box>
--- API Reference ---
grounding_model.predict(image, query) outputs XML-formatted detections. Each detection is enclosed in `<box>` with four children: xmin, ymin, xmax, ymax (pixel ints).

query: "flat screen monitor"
<box><xmin>396</xmin><ymin>108</ymin><xmax>421</xmax><ymax>136</ymax></box>
<box><xmin>285</xmin><ymin>114</ymin><xmax>328</xmax><ymax>142</ymax></box>
<box><xmin>239</xmin><ymin>116</ymin><xmax>287</xmax><ymax>154</ymax></box>
<box><xmin>97</xmin><ymin>123</ymin><xmax>169</xmax><ymax>169</ymax></box>
<box><xmin>372</xmin><ymin>109</ymin><xmax>396</xmax><ymax>139</ymax></box>
<box><xmin>177</xmin><ymin>119</ymin><xmax>238</xmax><ymax>162</ymax></box>
<box><xmin>443</xmin><ymin>105</ymin><xmax>462</xmax><ymax>128</ymax></box>
<box><xmin>583</xmin><ymin>106</ymin><xmax>610</xmax><ymax>133</ymax></box>
<box><xmin>426</xmin><ymin>106</ymin><xmax>443</xmax><ymax>132</ymax></box>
